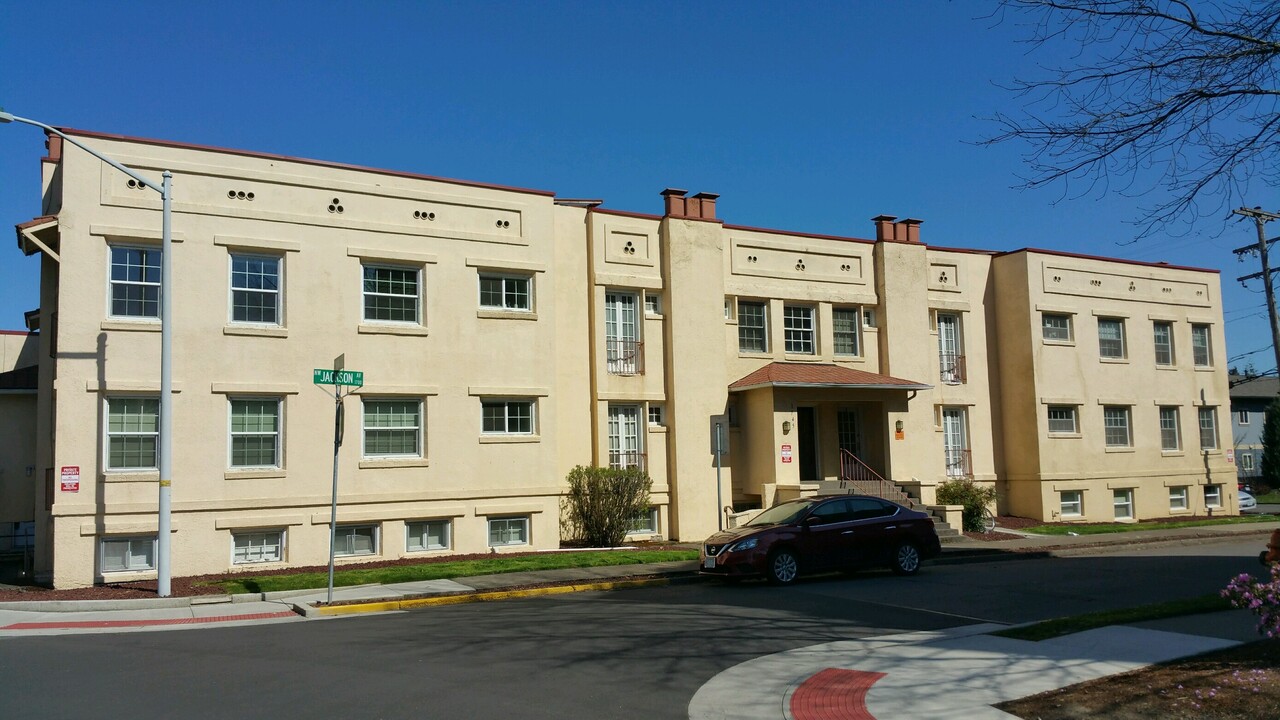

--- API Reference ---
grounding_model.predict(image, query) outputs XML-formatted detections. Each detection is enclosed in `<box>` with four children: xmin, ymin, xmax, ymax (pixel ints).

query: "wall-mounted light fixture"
<box><xmin>895</xmin><ymin>420</ymin><xmax>904</xmax><ymax>432</ymax></box>
<box><xmin>782</xmin><ymin>420</ymin><xmax>792</xmax><ymax>434</ymax></box>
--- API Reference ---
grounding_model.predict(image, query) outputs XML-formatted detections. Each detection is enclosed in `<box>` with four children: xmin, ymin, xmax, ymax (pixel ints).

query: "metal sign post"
<box><xmin>711</xmin><ymin>416</ymin><xmax>728</xmax><ymax>530</ymax></box>
<box><xmin>314</xmin><ymin>355</ymin><xmax>364</xmax><ymax>604</ymax></box>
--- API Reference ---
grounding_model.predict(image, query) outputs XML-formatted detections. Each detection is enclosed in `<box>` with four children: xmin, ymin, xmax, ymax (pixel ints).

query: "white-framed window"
<box><xmin>942</xmin><ymin>408</ymin><xmax>971</xmax><ymax>478</ymax></box>
<box><xmin>1238</xmin><ymin>410</ymin><xmax>1251</xmax><ymax>425</ymax></box>
<box><xmin>362</xmin><ymin>264</ymin><xmax>421</xmax><ymax>324</ymax></box>
<box><xmin>1047</xmin><ymin>405</ymin><xmax>1078</xmax><ymax>434</ymax></box>
<box><xmin>605</xmin><ymin>291</ymin><xmax>642</xmax><ymax>375</ymax></box>
<box><xmin>648</xmin><ymin>404</ymin><xmax>665</xmax><ymax>426</ymax></box>
<box><xmin>479</xmin><ymin>273</ymin><xmax>531</xmax><ymax>311</ymax></box>
<box><xmin>862</xmin><ymin>308</ymin><xmax>877</xmax><ymax>328</ymax></box>
<box><xmin>106</xmin><ymin>397</ymin><xmax>160</xmax><ymax>470</ymax></box>
<box><xmin>230</xmin><ymin>254</ymin><xmax>281</xmax><ymax>325</ymax></box>
<box><xmin>1060</xmin><ymin>490</ymin><xmax>1083</xmax><ymax>517</ymax></box>
<box><xmin>101</xmin><ymin>536</ymin><xmax>156</xmax><ymax>573</ymax></box>
<box><xmin>1198</xmin><ymin>407</ymin><xmax>1218</xmax><ymax>450</ymax></box>
<box><xmin>229</xmin><ymin>398</ymin><xmax>281</xmax><ymax>468</ymax></box>
<box><xmin>937</xmin><ymin>312</ymin><xmax>964</xmax><ymax>384</ymax></box>
<box><xmin>608</xmin><ymin>404</ymin><xmax>645</xmax><ymax>469</ymax></box>
<box><xmin>783</xmin><ymin>305</ymin><xmax>816</xmax><ymax>354</ymax></box>
<box><xmin>1242</xmin><ymin>453</ymin><xmax>1256</xmax><ymax>472</ymax></box>
<box><xmin>109</xmin><ymin>245</ymin><xmax>162</xmax><ymax>319</ymax></box>
<box><xmin>724</xmin><ymin>298</ymin><xmax>734</xmax><ymax>321</ymax></box>
<box><xmin>232</xmin><ymin>530</ymin><xmax>284</xmax><ymax>565</ymax></box>
<box><xmin>1103</xmin><ymin>406</ymin><xmax>1132</xmax><ymax>447</ymax></box>
<box><xmin>1169</xmin><ymin>486</ymin><xmax>1189</xmax><ymax>511</ymax></box>
<box><xmin>1098</xmin><ymin>318</ymin><xmax>1126</xmax><ymax>359</ymax></box>
<box><xmin>1191</xmin><ymin>324</ymin><xmax>1212</xmax><ymax>367</ymax></box>
<box><xmin>406</xmin><ymin>520</ymin><xmax>450</xmax><ymax>552</ymax></box>
<box><xmin>362</xmin><ymin>399</ymin><xmax>422</xmax><ymax>457</ymax></box>
<box><xmin>1205</xmin><ymin>484</ymin><xmax>1223</xmax><ymax>508</ymax></box>
<box><xmin>832</xmin><ymin>307</ymin><xmax>860</xmax><ymax>356</ymax></box>
<box><xmin>738</xmin><ymin>300</ymin><xmax>768</xmax><ymax>353</ymax></box>
<box><xmin>482</xmin><ymin>399</ymin><xmax>535</xmax><ymax>435</ymax></box>
<box><xmin>488</xmin><ymin>516</ymin><xmax>529</xmax><ymax>547</ymax></box>
<box><xmin>645</xmin><ymin>292</ymin><xmax>662</xmax><ymax>316</ymax></box>
<box><xmin>1159</xmin><ymin>406</ymin><xmax>1181</xmax><ymax>451</ymax></box>
<box><xmin>334</xmin><ymin>524</ymin><xmax>378</xmax><ymax>556</ymax></box>
<box><xmin>629</xmin><ymin>507</ymin><xmax>660</xmax><ymax>535</ymax></box>
<box><xmin>1152</xmin><ymin>321</ymin><xmax>1174</xmax><ymax>366</ymax></box>
<box><xmin>1042</xmin><ymin>313</ymin><xmax>1072</xmax><ymax>341</ymax></box>
<box><xmin>1113</xmin><ymin>489</ymin><xmax>1134</xmax><ymax>520</ymax></box>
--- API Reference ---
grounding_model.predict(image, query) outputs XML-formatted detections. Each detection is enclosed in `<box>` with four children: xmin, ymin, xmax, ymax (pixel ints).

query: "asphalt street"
<box><xmin>0</xmin><ymin>537</ymin><xmax>1266</xmax><ymax>720</ymax></box>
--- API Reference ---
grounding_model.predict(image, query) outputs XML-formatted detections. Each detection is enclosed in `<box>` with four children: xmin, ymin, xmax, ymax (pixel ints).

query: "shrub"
<box><xmin>1222</xmin><ymin>563</ymin><xmax>1280</xmax><ymax>639</ymax></box>
<box><xmin>935</xmin><ymin>478</ymin><xmax>997</xmax><ymax>532</ymax></box>
<box><xmin>561</xmin><ymin>465</ymin><xmax>652</xmax><ymax>548</ymax></box>
<box><xmin>1262</xmin><ymin>398</ymin><xmax>1280</xmax><ymax>492</ymax></box>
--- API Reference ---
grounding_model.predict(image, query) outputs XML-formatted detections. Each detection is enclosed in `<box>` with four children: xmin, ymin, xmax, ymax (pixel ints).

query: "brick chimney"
<box><xmin>661</xmin><ymin>188</ymin><xmax>688</xmax><ymax>217</ymax></box>
<box><xmin>692</xmin><ymin>192</ymin><xmax>719</xmax><ymax>220</ymax></box>
<box><xmin>872</xmin><ymin>215</ymin><xmax>897</xmax><ymax>242</ymax></box>
<box><xmin>900</xmin><ymin>218</ymin><xmax>923</xmax><ymax>243</ymax></box>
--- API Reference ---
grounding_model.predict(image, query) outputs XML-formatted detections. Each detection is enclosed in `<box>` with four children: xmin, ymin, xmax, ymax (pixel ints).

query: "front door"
<box><xmin>797</xmin><ymin>406</ymin><xmax>818</xmax><ymax>481</ymax></box>
<box><xmin>837</xmin><ymin>408</ymin><xmax>861</xmax><ymax>457</ymax></box>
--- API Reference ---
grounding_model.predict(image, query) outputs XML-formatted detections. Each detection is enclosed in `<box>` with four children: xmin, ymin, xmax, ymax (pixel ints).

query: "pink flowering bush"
<box><xmin>1222</xmin><ymin>563</ymin><xmax>1280</xmax><ymax>639</ymax></box>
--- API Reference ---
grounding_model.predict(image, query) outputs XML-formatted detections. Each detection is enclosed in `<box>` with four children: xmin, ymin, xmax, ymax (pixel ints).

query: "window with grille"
<box><xmin>110</xmin><ymin>246</ymin><xmax>161</xmax><ymax>319</ymax></box>
<box><xmin>106</xmin><ymin>397</ymin><xmax>160</xmax><ymax>470</ymax></box>
<box><xmin>230</xmin><ymin>254</ymin><xmax>281</xmax><ymax>324</ymax></box>
<box><xmin>232</xmin><ymin>531</ymin><xmax>284</xmax><ymax>564</ymax></box>
<box><xmin>1191</xmin><ymin>324</ymin><xmax>1212</xmax><ymax>367</ymax></box>
<box><xmin>1047</xmin><ymin>406</ymin><xmax>1077</xmax><ymax>434</ymax></box>
<box><xmin>1198</xmin><ymin>407</ymin><xmax>1218</xmax><ymax>450</ymax></box>
<box><xmin>1042</xmin><ymin>313</ymin><xmax>1072</xmax><ymax>341</ymax></box>
<box><xmin>1159</xmin><ymin>407</ymin><xmax>1180</xmax><ymax>451</ymax></box>
<box><xmin>832</xmin><ymin>307</ymin><xmax>860</xmax><ymax>356</ymax></box>
<box><xmin>1103</xmin><ymin>406</ymin><xmax>1132</xmax><ymax>447</ymax></box>
<box><xmin>229</xmin><ymin>398</ymin><xmax>281</xmax><ymax>468</ymax></box>
<box><xmin>406</xmin><ymin>520</ymin><xmax>450</xmax><ymax>552</ymax></box>
<box><xmin>1152</xmin><ymin>321</ymin><xmax>1174</xmax><ymax>365</ymax></box>
<box><xmin>1098</xmin><ymin>318</ymin><xmax>1126</xmax><ymax>359</ymax></box>
<box><xmin>482</xmin><ymin>400</ymin><xmax>535</xmax><ymax>434</ymax></box>
<box><xmin>363</xmin><ymin>399</ymin><xmax>422</xmax><ymax>457</ymax></box>
<box><xmin>479</xmin><ymin>274</ymin><xmax>531</xmax><ymax>311</ymax></box>
<box><xmin>738</xmin><ymin>301</ymin><xmax>768</xmax><ymax>353</ymax></box>
<box><xmin>784</xmin><ymin>305</ymin><xmax>815</xmax><ymax>354</ymax></box>
<box><xmin>362</xmin><ymin>264</ymin><xmax>420</xmax><ymax>323</ymax></box>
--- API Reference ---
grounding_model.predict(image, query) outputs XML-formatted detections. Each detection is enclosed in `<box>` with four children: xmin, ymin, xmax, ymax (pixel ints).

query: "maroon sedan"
<box><xmin>700</xmin><ymin>495</ymin><xmax>942</xmax><ymax>585</ymax></box>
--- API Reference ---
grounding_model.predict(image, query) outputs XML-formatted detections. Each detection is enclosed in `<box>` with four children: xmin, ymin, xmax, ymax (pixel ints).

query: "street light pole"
<box><xmin>1</xmin><ymin>109</ymin><xmax>176</xmax><ymax>596</ymax></box>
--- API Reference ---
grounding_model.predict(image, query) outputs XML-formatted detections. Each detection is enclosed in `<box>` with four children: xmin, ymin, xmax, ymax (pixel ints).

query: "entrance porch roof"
<box><xmin>728</xmin><ymin>362</ymin><xmax>931</xmax><ymax>393</ymax></box>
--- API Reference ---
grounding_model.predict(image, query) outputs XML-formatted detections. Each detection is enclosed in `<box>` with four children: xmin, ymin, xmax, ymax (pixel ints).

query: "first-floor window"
<box><xmin>1198</xmin><ymin>408</ymin><xmax>1218</xmax><ymax>450</ymax></box>
<box><xmin>229</xmin><ymin>398</ymin><xmax>281</xmax><ymax>468</ymax></box>
<box><xmin>1060</xmin><ymin>490</ymin><xmax>1083</xmax><ymax>517</ymax></box>
<box><xmin>363</xmin><ymin>399</ymin><xmax>422</xmax><ymax>457</ymax></box>
<box><xmin>1205</xmin><ymin>485</ymin><xmax>1222</xmax><ymax>508</ymax></box>
<box><xmin>1169</xmin><ymin>486</ymin><xmax>1189</xmax><ymax>511</ymax></box>
<box><xmin>1047</xmin><ymin>406</ymin><xmax>1078</xmax><ymax>434</ymax></box>
<box><xmin>233</xmin><ymin>531</ymin><xmax>284</xmax><ymax>564</ymax></box>
<box><xmin>107</xmin><ymin>397</ymin><xmax>160</xmax><ymax>470</ymax></box>
<box><xmin>1113</xmin><ymin>489</ymin><xmax>1134</xmax><ymax>520</ymax></box>
<box><xmin>629</xmin><ymin>507</ymin><xmax>659</xmax><ymax>534</ymax></box>
<box><xmin>334</xmin><ymin>525</ymin><xmax>378</xmax><ymax>556</ymax></box>
<box><xmin>488</xmin><ymin>516</ymin><xmax>529</xmax><ymax>547</ymax></box>
<box><xmin>406</xmin><ymin>520</ymin><xmax>450</xmax><ymax>552</ymax></box>
<box><xmin>1103</xmin><ymin>406</ymin><xmax>1132</xmax><ymax>447</ymax></box>
<box><xmin>482</xmin><ymin>399</ymin><xmax>535</xmax><ymax>435</ymax></box>
<box><xmin>101</xmin><ymin>536</ymin><xmax>156</xmax><ymax>573</ymax></box>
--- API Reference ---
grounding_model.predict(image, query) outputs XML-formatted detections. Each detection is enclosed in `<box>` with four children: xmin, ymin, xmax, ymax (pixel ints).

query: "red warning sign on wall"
<box><xmin>60</xmin><ymin>466</ymin><xmax>80</xmax><ymax>492</ymax></box>
<box><xmin>781</xmin><ymin>444</ymin><xmax>793</xmax><ymax>464</ymax></box>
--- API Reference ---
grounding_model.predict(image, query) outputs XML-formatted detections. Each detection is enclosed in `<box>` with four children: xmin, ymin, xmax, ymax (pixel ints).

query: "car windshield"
<box><xmin>745</xmin><ymin>500</ymin><xmax>816</xmax><ymax>527</ymax></box>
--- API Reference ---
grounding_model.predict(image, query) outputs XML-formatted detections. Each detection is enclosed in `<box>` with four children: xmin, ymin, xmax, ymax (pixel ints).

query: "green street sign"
<box><xmin>314</xmin><ymin>369</ymin><xmax>364</xmax><ymax>387</ymax></box>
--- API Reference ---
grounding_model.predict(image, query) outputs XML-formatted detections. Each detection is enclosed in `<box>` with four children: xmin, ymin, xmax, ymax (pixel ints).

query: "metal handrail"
<box><xmin>609</xmin><ymin>451</ymin><xmax>647</xmax><ymax>470</ymax></box>
<box><xmin>606</xmin><ymin>339</ymin><xmax>645</xmax><ymax>376</ymax></box>
<box><xmin>939</xmin><ymin>352</ymin><xmax>966</xmax><ymax>384</ymax></box>
<box><xmin>838</xmin><ymin>449</ymin><xmax>904</xmax><ymax>501</ymax></box>
<box><xmin>945</xmin><ymin>448</ymin><xmax>973</xmax><ymax>478</ymax></box>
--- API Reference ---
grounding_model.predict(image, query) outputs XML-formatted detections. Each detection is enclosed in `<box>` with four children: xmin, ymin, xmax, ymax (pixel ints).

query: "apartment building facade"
<box><xmin>8</xmin><ymin>129</ymin><xmax>1237</xmax><ymax>588</ymax></box>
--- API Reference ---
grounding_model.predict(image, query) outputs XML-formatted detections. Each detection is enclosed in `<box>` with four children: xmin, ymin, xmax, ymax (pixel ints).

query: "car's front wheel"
<box><xmin>766</xmin><ymin>549</ymin><xmax>800</xmax><ymax>585</ymax></box>
<box><xmin>891</xmin><ymin>541</ymin><xmax>921</xmax><ymax>576</ymax></box>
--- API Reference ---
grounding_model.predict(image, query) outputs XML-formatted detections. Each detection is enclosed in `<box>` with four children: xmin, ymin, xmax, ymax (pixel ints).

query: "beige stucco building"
<box><xmin>6</xmin><ymin>129</ymin><xmax>1236</xmax><ymax>588</ymax></box>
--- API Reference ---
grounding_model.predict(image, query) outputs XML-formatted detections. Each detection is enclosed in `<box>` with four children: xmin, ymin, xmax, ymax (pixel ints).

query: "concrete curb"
<box><xmin>304</xmin><ymin>575</ymin><xmax>682</xmax><ymax>617</ymax></box>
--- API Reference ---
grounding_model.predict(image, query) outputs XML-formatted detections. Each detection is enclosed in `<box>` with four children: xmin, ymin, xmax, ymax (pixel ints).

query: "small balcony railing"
<box><xmin>939</xmin><ymin>352</ymin><xmax>966</xmax><ymax>385</ymax></box>
<box><xmin>606</xmin><ymin>339</ymin><xmax>644</xmax><ymax>376</ymax></box>
<box><xmin>945</xmin><ymin>448</ymin><xmax>972</xmax><ymax>478</ymax></box>
<box><xmin>609</xmin><ymin>451</ymin><xmax>647</xmax><ymax>471</ymax></box>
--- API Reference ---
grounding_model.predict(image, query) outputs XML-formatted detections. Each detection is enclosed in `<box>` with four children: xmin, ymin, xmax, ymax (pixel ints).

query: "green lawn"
<box><xmin>208</xmin><ymin>549</ymin><xmax>699</xmax><ymax>594</ymax></box>
<box><xmin>1255</xmin><ymin>490</ymin><xmax>1280</xmax><ymax>504</ymax></box>
<box><xmin>1024</xmin><ymin>514</ymin><xmax>1278</xmax><ymax>536</ymax></box>
<box><xmin>994</xmin><ymin>594</ymin><xmax>1232</xmax><ymax>641</ymax></box>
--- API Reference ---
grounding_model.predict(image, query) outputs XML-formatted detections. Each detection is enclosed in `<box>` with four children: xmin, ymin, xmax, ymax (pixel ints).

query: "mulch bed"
<box><xmin>962</xmin><ymin>514</ymin><xmax>1276</xmax><ymax>542</ymax></box>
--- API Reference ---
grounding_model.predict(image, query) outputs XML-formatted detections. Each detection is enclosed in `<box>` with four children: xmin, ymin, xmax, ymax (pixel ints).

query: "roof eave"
<box><xmin>729</xmin><ymin>381</ymin><xmax>933</xmax><ymax>393</ymax></box>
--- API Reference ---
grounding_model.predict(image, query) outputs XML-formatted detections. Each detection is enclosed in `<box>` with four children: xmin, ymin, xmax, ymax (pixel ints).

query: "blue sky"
<box><xmin>0</xmin><ymin>1</ymin><xmax>1272</xmax><ymax>372</ymax></box>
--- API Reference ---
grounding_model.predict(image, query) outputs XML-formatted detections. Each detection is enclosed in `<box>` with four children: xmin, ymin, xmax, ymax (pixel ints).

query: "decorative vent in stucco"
<box><xmin>226</xmin><ymin>190</ymin><xmax>255</xmax><ymax>201</ymax></box>
<box><xmin>413</xmin><ymin>210</ymin><xmax>436</xmax><ymax>221</ymax></box>
<box><xmin>795</xmin><ymin>258</ymin><xmax>806</xmax><ymax>271</ymax></box>
<box><xmin>495</xmin><ymin>219</ymin><xmax>511</xmax><ymax>229</ymax></box>
<box><xmin>327</xmin><ymin>197</ymin><xmax>344</xmax><ymax>214</ymax></box>
<box><xmin>126</xmin><ymin>179</ymin><xmax>147</xmax><ymax>191</ymax></box>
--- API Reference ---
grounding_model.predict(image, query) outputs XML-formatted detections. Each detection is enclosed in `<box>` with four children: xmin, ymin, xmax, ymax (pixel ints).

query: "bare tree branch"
<box><xmin>985</xmin><ymin>0</ymin><xmax>1280</xmax><ymax>238</ymax></box>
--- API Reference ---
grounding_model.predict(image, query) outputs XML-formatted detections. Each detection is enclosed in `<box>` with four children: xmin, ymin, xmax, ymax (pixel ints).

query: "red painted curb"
<box><xmin>791</xmin><ymin>667</ymin><xmax>887</xmax><ymax>720</ymax></box>
<box><xmin>2</xmin><ymin>610</ymin><xmax>296</xmax><ymax>630</ymax></box>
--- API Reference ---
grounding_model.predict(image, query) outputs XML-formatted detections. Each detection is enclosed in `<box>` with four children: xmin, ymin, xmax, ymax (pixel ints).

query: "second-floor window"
<box><xmin>106</xmin><ymin>397</ymin><xmax>159</xmax><ymax>470</ymax></box>
<box><xmin>229</xmin><ymin>398</ymin><xmax>281</xmax><ymax>468</ymax></box>
<box><xmin>832</xmin><ymin>307</ymin><xmax>860</xmax><ymax>356</ymax></box>
<box><xmin>783</xmin><ymin>305</ymin><xmax>815</xmax><ymax>354</ymax></box>
<box><xmin>110</xmin><ymin>246</ymin><xmax>161</xmax><ymax>319</ymax></box>
<box><xmin>363</xmin><ymin>399</ymin><xmax>422</xmax><ymax>457</ymax></box>
<box><xmin>1098</xmin><ymin>318</ymin><xmax>1126</xmax><ymax>359</ymax></box>
<box><xmin>230</xmin><ymin>254</ymin><xmax>281</xmax><ymax>324</ymax></box>
<box><xmin>1042</xmin><ymin>313</ymin><xmax>1072</xmax><ymax>341</ymax></box>
<box><xmin>1152</xmin><ymin>321</ymin><xmax>1173</xmax><ymax>365</ymax></box>
<box><xmin>605</xmin><ymin>291</ymin><xmax>642</xmax><ymax>374</ymax></box>
<box><xmin>738</xmin><ymin>301</ymin><xmax>768</xmax><ymax>353</ymax></box>
<box><xmin>937</xmin><ymin>312</ymin><xmax>965</xmax><ymax>384</ymax></box>
<box><xmin>479</xmin><ymin>274</ymin><xmax>531</xmax><ymax>311</ymax></box>
<box><xmin>1198</xmin><ymin>407</ymin><xmax>1218</xmax><ymax>450</ymax></box>
<box><xmin>1103</xmin><ymin>406</ymin><xmax>1132</xmax><ymax>447</ymax></box>
<box><xmin>1192</xmin><ymin>324</ymin><xmax>1212</xmax><ymax>367</ymax></box>
<box><xmin>363</xmin><ymin>264</ymin><xmax>420</xmax><ymax>324</ymax></box>
<box><xmin>1159</xmin><ymin>406</ymin><xmax>1181</xmax><ymax>451</ymax></box>
<box><xmin>1047</xmin><ymin>405</ymin><xmax>1078</xmax><ymax>434</ymax></box>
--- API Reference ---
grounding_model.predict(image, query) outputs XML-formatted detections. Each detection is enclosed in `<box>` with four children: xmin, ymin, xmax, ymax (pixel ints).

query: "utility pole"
<box><xmin>1232</xmin><ymin>207</ymin><xmax>1280</xmax><ymax>379</ymax></box>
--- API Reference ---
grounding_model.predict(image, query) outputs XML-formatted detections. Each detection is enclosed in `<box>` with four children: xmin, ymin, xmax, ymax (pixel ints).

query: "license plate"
<box><xmin>703</xmin><ymin>556</ymin><xmax>716</xmax><ymax>569</ymax></box>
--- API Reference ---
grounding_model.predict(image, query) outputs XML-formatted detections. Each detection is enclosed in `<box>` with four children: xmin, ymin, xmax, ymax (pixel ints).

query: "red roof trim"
<box><xmin>54</xmin><ymin>128</ymin><xmax>558</xmax><ymax>198</ymax></box>
<box><xmin>0</xmin><ymin>330</ymin><xmax>31</xmax><ymax>336</ymax></box>
<box><xmin>996</xmin><ymin>247</ymin><xmax>1219</xmax><ymax>275</ymax></box>
<box><xmin>16</xmin><ymin>215</ymin><xmax>57</xmax><ymax>231</ymax></box>
<box><xmin>729</xmin><ymin>362</ymin><xmax>931</xmax><ymax>392</ymax></box>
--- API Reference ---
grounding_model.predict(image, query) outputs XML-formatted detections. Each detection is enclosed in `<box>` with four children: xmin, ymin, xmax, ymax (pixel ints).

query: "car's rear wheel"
<box><xmin>766</xmin><ymin>549</ymin><xmax>799</xmax><ymax>585</ymax></box>
<box><xmin>891</xmin><ymin>542</ymin><xmax>921</xmax><ymax>576</ymax></box>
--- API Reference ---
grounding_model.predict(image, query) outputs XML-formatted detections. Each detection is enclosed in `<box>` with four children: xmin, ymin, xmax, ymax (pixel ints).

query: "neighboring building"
<box><xmin>0</xmin><ymin>329</ymin><xmax>38</xmax><ymax>561</ymax></box>
<box><xmin>8</xmin><ymin>129</ymin><xmax>1237</xmax><ymax>588</ymax></box>
<box><xmin>1229</xmin><ymin>373</ymin><xmax>1277</xmax><ymax>487</ymax></box>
